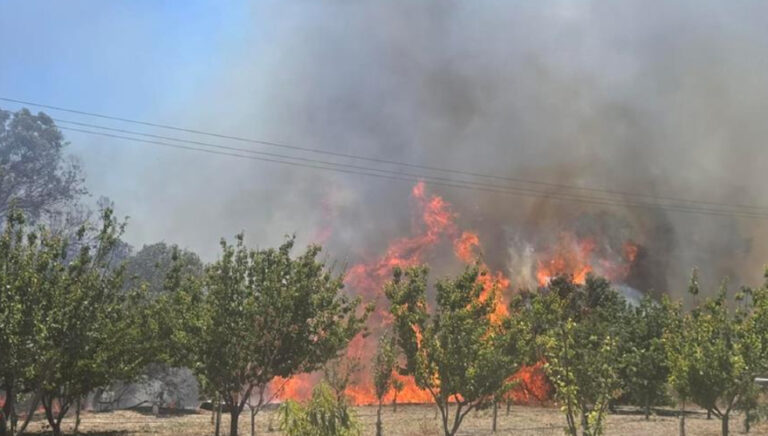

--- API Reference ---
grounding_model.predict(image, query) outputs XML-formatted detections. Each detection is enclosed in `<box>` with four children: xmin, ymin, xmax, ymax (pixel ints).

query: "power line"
<box><xmin>58</xmin><ymin>117</ymin><xmax>768</xmax><ymax>215</ymax></box>
<box><xmin>57</xmin><ymin>125</ymin><xmax>768</xmax><ymax>220</ymax></box>
<box><xmin>4</xmin><ymin>96</ymin><xmax>768</xmax><ymax>213</ymax></box>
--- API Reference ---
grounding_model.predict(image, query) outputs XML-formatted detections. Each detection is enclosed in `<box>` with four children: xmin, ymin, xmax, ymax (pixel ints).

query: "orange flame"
<box><xmin>281</xmin><ymin>184</ymin><xmax>639</xmax><ymax>406</ymax></box>
<box><xmin>508</xmin><ymin>362</ymin><xmax>552</xmax><ymax>404</ymax></box>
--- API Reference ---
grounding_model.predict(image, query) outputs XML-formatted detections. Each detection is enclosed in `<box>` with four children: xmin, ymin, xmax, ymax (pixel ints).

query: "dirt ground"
<box><xmin>17</xmin><ymin>404</ymin><xmax>768</xmax><ymax>435</ymax></box>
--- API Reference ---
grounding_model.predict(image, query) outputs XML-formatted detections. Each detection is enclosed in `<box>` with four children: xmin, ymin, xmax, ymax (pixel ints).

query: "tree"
<box><xmin>324</xmin><ymin>356</ymin><xmax>362</xmax><ymax>404</ymax></box>
<box><xmin>33</xmin><ymin>208</ymin><xmax>154</xmax><ymax>436</ymax></box>
<box><xmin>0</xmin><ymin>108</ymin><xmax>86</xmax><ymax>221</ymax></box>
<box><xmin>0</xmin><ymin>207</ymin><xmax>155</xmax><ymax>436</ymax></box>
<box><xmin>180</xmin><ymin>235</ymin><xmax>368</xmax><ymax>436</ymax></box>
<box><xmin>385</xmin><ymin>265</ymin><xmax>513</xmax><ymax>436</ymax></box>
<box><xmin>620</xmin><ymin>296</ymin><xmax>674</xmax><ymax>419</ymax></box>
<box><xmin>373</xmin><ymin>333</ymin><xmax>397</xmax><ymax>436</ymax></box>
<box><xmin>529</xmin><ymin>274</ymin><xmax>629</xmax><ymax>436</ymax></box>
<box><xmin>665</xmin><ymin>272</ymin><xmax>768</xmax><ymax>436</ymax></box>
<box><xmin>0</xmin><ymin>210</ymin><xmax>60</xmax><ymax>436</ymax></box>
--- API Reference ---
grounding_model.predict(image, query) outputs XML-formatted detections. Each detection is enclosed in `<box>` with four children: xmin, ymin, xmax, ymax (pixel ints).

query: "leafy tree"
<box><xmin>180</xmin><ymin>235</ymin><xmax>368</xmax><ymax>436</ymax></box>
<box><xmin>0</xmin><ymin>208</ymin><xmax>155</xmax><ymax>436</ymax></box>
<box><xmin>665</xmin><ymin>272</ymin><xmax>768</xmax><ymax>436</ymax></box>
<box><xmin>33</xmin><ymin>209</ymin><xmax>154</xmax><ymax>436</ymax></box>
<box><xmin>620</xmin><ymin>296</ymin><xmax>674</xmax><ymax>418</ymax></box>
<box><xmin>385</xmin><ymin>265</ymin><xmax>513</xmax><ymax>436</ymax></box>
<box><xmin>278</xmin><ymin>382</ymin><xmax>361</xmax><ymax>436</ymax></box>
<box><xmin>0</xmin><ymin>210</ymin><xmax>61</xmax><ymax>436</ymax></box>
<box><xmin>373</xmin><ymin>333</ymin><xmax>397</xmax><ymax>436</ymax></box>
<box><xmin>0</xmin><ymin>108</ymin><xmax>86</xmax><ymax>221</ymax></box>
<box><xmin>528</xmin><ymin>275</ymin><xmax>629</xmax><ymax>436</ymax></box>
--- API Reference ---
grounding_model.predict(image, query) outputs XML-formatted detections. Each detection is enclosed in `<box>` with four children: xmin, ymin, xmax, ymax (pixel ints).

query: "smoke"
<box><xmin>116</xmin><ymin>0</ymin><xmax>768</xmax><ymax>298</ymax></box>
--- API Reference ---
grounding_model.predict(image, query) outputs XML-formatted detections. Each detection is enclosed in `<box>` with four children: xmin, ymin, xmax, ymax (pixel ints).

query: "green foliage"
<box><xmin>385</xmin><ymin>265</ymin><xmax>514</xmax><ymax>436</ymax></box>
<box><xmin>0</xmin><ymin>208</ymin><xmax>155</xmax><ymax>436</ymax></box>
<box><xmin>173</xmin><ymin>234</ymin><xmax>369</xmax><ymax>436</ymax></box>
<box><xmin>620</xmin><ymin>296</ymin><xmax>675</xmax><ymax>417</ymax></box>
<box><xmin>373</xmin><ymin>332</ymin><xmax>396</xmax><ymax>436</ymax></box>
<box><xmin>278</xmin><ymin>382</ymin><xmax>361</xmax><ymax>436</ymax></box>
<box><xmin>373</xmin><ymin>333</ymin><xmax>397</xmax><ymax>403</ymax></box>
<box><xmin>522</xmin><ymin>274</ymin><xmax>629</xmax><ymax>436</ymax></box>
<box><xmin>664</xmin><ymin>271</ymin><xmax>768</xmax><ymax>436</ymax></box>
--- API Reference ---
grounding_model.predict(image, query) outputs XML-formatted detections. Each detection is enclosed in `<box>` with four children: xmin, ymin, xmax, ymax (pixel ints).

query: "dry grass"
<box><xmin>17</xmin><ymin>404</ymin><xmax>768</xmax><ymax>435</ymax></box>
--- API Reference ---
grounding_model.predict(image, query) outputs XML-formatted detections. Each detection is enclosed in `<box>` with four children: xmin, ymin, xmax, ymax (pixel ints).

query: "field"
<box><xmin>16</xmin><ymin>404</ymin><xmax>767</xmax><ymax>436</ymax></box>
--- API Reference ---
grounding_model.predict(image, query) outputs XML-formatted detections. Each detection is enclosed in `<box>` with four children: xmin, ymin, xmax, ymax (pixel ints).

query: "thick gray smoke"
<box><xmin>119</xmin><ymin>1</ymin><xmax>768</xmax><ymax>298</ymax></box>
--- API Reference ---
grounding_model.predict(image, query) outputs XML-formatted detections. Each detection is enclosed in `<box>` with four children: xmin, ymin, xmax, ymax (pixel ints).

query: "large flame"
<box><xmin>276</xmin><ymin>182</ymin><xmax>638</xmax><ymax>406</ymax></box>
<box><xmin>535</xmin><ymin>232</ymin><xmax>638</xmax><ymax>287</ymax></box>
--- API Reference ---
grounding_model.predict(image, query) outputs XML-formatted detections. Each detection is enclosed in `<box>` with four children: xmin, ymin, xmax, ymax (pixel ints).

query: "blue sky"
<box><xmin>0</xmin><ymin>1</ymin><xmax>251</xmax><ymax>118</ymax></box>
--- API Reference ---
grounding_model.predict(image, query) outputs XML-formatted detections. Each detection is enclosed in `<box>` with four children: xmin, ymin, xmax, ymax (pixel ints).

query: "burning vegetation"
<box><xmin>275</xmin><ymin>182</ymin><xmax>643</xmax><ymax>408</ymax></box>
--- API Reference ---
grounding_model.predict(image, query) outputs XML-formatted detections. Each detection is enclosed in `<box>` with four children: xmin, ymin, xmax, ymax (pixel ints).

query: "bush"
<box><xmin>278</xmin><ymin>382</ymin><xmax>361</xmax><ymax>436</ymax></box>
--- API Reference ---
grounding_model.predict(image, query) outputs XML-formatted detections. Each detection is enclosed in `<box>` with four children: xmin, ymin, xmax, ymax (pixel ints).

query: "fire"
<box><xmin>535</xmin><ymin>233</ymin><xmax>637</xmax><ymax>287</ymax></box>
<box><xmin>508</xmin><ymin>362</ymin><xmax>552</xmax><ymax>404</ymax></box>
<box><xmin>454</xmin><ymin>230</ymin><xmax>510</xmax><ymax>321</ymax></box>
<box><xmin>276</xmin><ymin>182</ymin><xmax>639</xmax><ymax>406</ymax></box>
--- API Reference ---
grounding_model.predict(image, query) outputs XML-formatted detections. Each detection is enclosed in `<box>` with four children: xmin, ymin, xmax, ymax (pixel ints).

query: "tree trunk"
<box><xmin>250</xmin><ymin>408</ymin><xmax>255</xmax><ymax>436</ymax></box>
<box><xmin>229</xmin><ymin>407</ymin><xmax>240</xmax><ymax>436</ymax></box>
<box><xmin>581</xmin><ymin>411</ymin><xmax>588</xmax><ymax>436</ymax></box>
<box><xmin>50</xmin><ymin>421</ymin><xmax>62</xmax><ymax>436</ymax></box>
<box><xmin>74</xmin><ymin>397</ymin><xmax>82</xmax><ymax>435</ymax></box>
<box><xmin>376</xmin><ymin>401</ymin><xmax>383</xmax><ymax>436</ymax></box>
<box><xmin>215</xmin><ymin>402</ymin><xmax>221</xmax><ymax>436</ymax></box>
<box><xmin>492</xmin><ymin>401</ymin><xmax>497</xmax><ymax>433</ymax></box>
<box><xmin>645</xmin><ymin>399</ymin><xmax>650</xmax><ymax>420</ymax></box>
<box><xmin>678</xmin><ymin>402</ymin><xmax>685</xmax><ymax>436</ymax></box>
<box><xmin>707</xmin><ymin>408</ymin><xmax>712</xmax><ymax>420</ymax></box>
<box><xmin>721</xmin><ymin>414</ymin><xmax>728</xmax><ymax>436</ymax></box>
<box><xmin>506</xmin><ymin>400</ymin><xmax>511</xmax><ymax>416</ymax></box>
<box><xmin>392</xmin><ymin>393</ymin><xmax>397</xmax><ymax>413</ymax></box>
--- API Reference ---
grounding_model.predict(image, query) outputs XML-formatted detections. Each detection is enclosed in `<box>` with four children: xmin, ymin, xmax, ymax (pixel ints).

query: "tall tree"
<box><xmin>0</xmin><ymin>210</ymin><xmax>60</xmax><ymax>436</ymax></box>
<box><xmin>372</xmin><ymin>333</ymin><xmax>397</xmax><ymax>436</ymax></box>
<box><xmin>0</xmin><ymin>108</ymin><xmax>86</xmax><ymax>221</ymax></box>
<box><xmin>527</xmin><ymin>275</ymin><xmax>629</xmax><ymax>436</ymax></box>
<box><xmin>33</xmin><ymin>208</ymin><xmax>154</xmax><ymax>436</ymax></box>
<box><xmin>385</xmin><ymin>265</ymin><xmax>513</xmax><ymax>436</ymax></box>
<box><xmin>620</xmin><ymin>296</ymin><xmax>674</xmax><ymax>419</ymax></box>
<box><xmin>180</xmin><ymin>235</ymin><xmax>368</xmax><ymax>436</ymax></box>
<box><xmin>665</xmin><ymin>272</ymin><xmax>768</xmax><ymax>436</ymax></box>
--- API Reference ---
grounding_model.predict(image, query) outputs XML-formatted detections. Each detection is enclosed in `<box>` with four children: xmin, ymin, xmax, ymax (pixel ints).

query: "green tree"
<box><xmin>0</xmin><ymin>210</ymin><xmax>61</xmax><ymax>436</ymax></box>
<box><xmin>530</xmin><ymin>275</ymin><xmax>629</xmax><ymax>436</ymax></box>
<box><xmin>385</xmin><ymin>265</ymin><xmax>512</xmax><ymax>436</ymax></box>
<box><xmin>0</xmin><ymin>108</ymin><xmax>86</xmax><ymax>221</ymax></box>
<box><xmin>33</xmin><ymin>208</ymin><xmax>154</xmax><ymax>436</ymax></box>
<box><xmin>373</xmin><ymin>333</ymin><xmax>397</xmax><ymax>436</ymax></box>
<box><xmin>665</xmin><ymin>272</ymin><xmax>768</xmax><ymax>436</ymax></box>
<box><xmin>181</xmin><ymin>235</ymin><xmax>368</xmax><ymax>436</ymax></box>
<box><xmin>620</xmin><ymin>296</ymin><xmax>674</xmax><ymax>419</ymax></box>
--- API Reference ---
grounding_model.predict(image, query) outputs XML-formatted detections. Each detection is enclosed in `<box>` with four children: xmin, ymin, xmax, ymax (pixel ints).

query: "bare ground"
<box><xmin>17</xmin><ymin>404</ymin><xmax>768</xmax><ymax>435</ymax></box>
